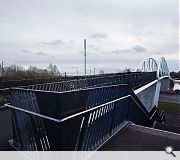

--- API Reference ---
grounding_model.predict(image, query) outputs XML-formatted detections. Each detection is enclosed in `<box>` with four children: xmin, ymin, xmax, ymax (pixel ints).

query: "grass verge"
<box><xmin>158</xmin><ymin>101</ymin><xmax>180</xmax><ymax>114</ymax></box>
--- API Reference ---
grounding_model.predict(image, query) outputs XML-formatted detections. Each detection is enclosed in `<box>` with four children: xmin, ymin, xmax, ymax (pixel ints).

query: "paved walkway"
<box><xmin>101</xmin><ymin>123</ymin><xmax>180</xmax><ymax>151</ymax></box>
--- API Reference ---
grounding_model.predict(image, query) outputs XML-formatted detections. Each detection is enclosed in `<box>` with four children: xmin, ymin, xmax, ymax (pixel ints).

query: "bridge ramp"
<box><xmin>101</xmin><ymin>121</ymin><xmax>180</xmax><ymax>151</ymax></box>
<box><xmin>155</xmin><ymin>113</ymin><xmax>180</xmax><ymax>134</ymax></box>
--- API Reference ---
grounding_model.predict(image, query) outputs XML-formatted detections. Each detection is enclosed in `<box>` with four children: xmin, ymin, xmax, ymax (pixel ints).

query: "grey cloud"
<box><xmin>132</xmin><ymin>45</ymin><xmax>147</xmax><ymax>52</ymax></box>
<box><xmin>36</xmin><ymin>51</ymin><xmax>54</xmax><ymax>58</ymax></box>
<box><xmin>20</xmin><ymin>49</ymin><xmax>52</xmax><ymax>57</ymax></box>
<box><xmin>69</xmin><ymin>40</ymin><xmax>75</xmax><ymax>44</ymax></box>
<box><xmin>36</xmin><ymin>51</ymin><xmax>48</xmax><ymax>56</ymax></box>
<box><xmin>104</xmin><ymin>45</ymin><xmax>147</xmax><ymax>55</ymax></box>
<box><xmin>88</xmin><ymin>44</ymin><xmax>99</xmax><ymax>50</ymax></box>
<box><xmin>41</xmin><ymin>39</ymin><xmax>64</xmax><ymax>45</ymax></box>
<box><xmin>20</xmin><ymin>49</ymin><xmax>31</xmax><ymax>53</ymax></box>
<box><xmin>89</xmin><ymin>33</ymin><xmax>108</xmax><ymax>39</ymax></box>
<box><xmin>153</xmin><ymin>52</ymin><xmax>164</xmax><ymax>55</ymax></box>
<box><xmin>110</xmin><ymin>49</ymin><xmax>132</xmax><ymax>54</ymax></box>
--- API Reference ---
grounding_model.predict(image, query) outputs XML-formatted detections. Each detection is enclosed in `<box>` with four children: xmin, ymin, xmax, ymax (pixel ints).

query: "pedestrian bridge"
<box><xmin>5</xmin><ymin>57</ymin><xmax>170</xmax><ymax>151</ymax></box>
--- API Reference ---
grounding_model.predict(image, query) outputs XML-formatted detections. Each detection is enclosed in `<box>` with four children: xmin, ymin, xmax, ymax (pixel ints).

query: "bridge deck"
<box><xmin>101</xmin><ymin>122</ymin><xmax>180</xmax><ymax>151</ymax></box>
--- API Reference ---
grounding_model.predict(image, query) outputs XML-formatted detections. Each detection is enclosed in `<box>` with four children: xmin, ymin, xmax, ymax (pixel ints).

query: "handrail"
<box><xmin>1</xmin><ymin>71</ymin><xmax>157</xmax><ymax>111</ymax></box>
<box><xmin>5</xmin><ymin>93</ymin><xmax>150</xmax><ymax>123</ymax></box>
<box><xmin>11</xmin><ymin>84</ymin><xmax>129</xmax><ymax>94</ymax></box>
<box><xmin>6</xmin><ymin>83</ymin><xmax>154</xmax><ymax>151</ymax></box>
<box><xmin>134</xmin><ymin>79</ymin><xmax>158</xmax><ymax>94</ymax></box>
<box><xmin>60</xmin><ymin>95</ymin><xmax>131</xmax><ymax>122</ymax></box>
<box><xmin>0</xmin><ymin>88</ymin><xmax>10</xmax><ymax>91</ymax></box>
<box><xmin>5</xmin><ymin>103</ymin><xmax>60</xmax><ymax>123</ymax></box>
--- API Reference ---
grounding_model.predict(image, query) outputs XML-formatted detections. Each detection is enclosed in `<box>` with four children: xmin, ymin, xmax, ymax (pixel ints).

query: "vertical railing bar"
<box><xmin>25</xmin><ymin>92</ymin><xmax>39</xmax><ymax>150</ymax></box>
<box><xmin>95</xmin><ymin>107</ymin><xmax>104</xmax><ymax>147</ymax></box>
<box><xmin>29</xmin><ymin>92</ymin><xmax>46</xmax><ymax>150</ymax></box>
<box><xmin>109</xmin><ymin>102</ymin><xmax>116</xmax><ymax>134</ymax></box>
<box><xmin>84</xmin><ymin>111</ymin><xmax>95</xmax><ymax>150</ymax></box>
<box><xmin>31</xmin><ymin>91</ymin><xmax>51</xmax><ymax>150</ymax></box>
<box><xmin>89</xmin><ymin>109</ymin><xmax>100</xmax><ymax>150</ymax></box>
<box><xmin>76</xmin><ymin>113</ymin><xmax>91</xmax><ymax>151</ymax></box>
<box><xmin>94</xmin><ymin>107</ymin><xmax>104</xmax><ymax>148</ymax></box>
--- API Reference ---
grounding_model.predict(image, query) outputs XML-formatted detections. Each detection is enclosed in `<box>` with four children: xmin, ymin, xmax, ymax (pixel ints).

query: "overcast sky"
<box><xmin>0</xmin><ymin>0</ymin><xmax>179</xmax><ymax>74</ymax></box>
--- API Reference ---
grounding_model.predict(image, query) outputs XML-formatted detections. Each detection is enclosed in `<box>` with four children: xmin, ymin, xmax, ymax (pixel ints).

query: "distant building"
<box><xmin>173</xmin><ymin>80</ymin><xmax>180</xmax><ymax>91</ymax></box>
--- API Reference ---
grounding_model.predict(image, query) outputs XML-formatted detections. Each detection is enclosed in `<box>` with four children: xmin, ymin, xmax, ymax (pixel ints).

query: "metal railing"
<box><xmin>10</xmin><ymin>84</ymin><xmax>149</xmax><ymax>119</ymax></box>
<box><xmin>6</xmin><ymin>91</ymin><xmax>152</xmax><ymax>151</ymax></box>
<box><xmin>0</xmin><ymin>72</ymin><xmax>156</xmax><ymax>107</ymax></box>
<box><xmin>23</xmin><ymin>72</ymin><xmax>156</xmax><ymax>92</ymax></box>
<box><xmin>5</xmin><ymin>71</ymin><xmax>158</xmax><ymax>150</ymax></box>
<box><xmin>0</xmin><ymin>76</ymin><xmax>65</xmax><ymax>89</ymax></box>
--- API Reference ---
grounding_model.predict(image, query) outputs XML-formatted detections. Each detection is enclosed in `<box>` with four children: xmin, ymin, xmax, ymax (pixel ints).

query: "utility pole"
<box><xmin>1</xmin><ymin>61</ymin><xmax>4</xmax><ymax>101</ymax></box>
<box><xmin>94</xmin><ymin>68</ymin><xmax>96</xmax><ymax>75</ymax></box>
<box><xmin>1</xmin><ymin>61</ymin><xmax>4</xmax><ymax>89</ymax></box>
<box><xmin>84</xmin><ymin>39</ymin><xmax>86</xmax><ymax>79</ymax></box>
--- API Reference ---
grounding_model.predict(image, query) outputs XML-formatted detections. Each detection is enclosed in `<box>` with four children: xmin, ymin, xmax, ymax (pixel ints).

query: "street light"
<box><xmin>72</xmin><ymin>67</ymin><xmax>78</xmax><ymax>76</ymax></box>
<box><xmin>1</xmin><ymin>61</ymin><xmax>5</xmax><ymax>102</ymax></box>
<box><xmin>84</xmin><ymin>39</ymin><xmax>86</xmax><ymax>79</ymax></box>
<box><xmin>1</xmin><ymin>62</ymin><xmax>4</xmax><ymax>88</ymax></box>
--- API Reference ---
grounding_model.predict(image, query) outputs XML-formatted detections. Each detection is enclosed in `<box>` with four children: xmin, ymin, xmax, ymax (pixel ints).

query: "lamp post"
<box><xmin>72</xmin><ymin>67</ymin><xmax>78</xmax><ymax>76</ymax></box>
<box><xmin>84</xmin><ymin>39</ymin><xmax>86</xmax><ymax>79</ymax></box>
<box><xmin>1</xmin><ymin>61</ymin><xmax>5</xmax><ymax>102</ymax></box>
<box><xmin>1</xmin><ymin>61</ymin><xmax>4</xmax><ymax>89</ymax></box>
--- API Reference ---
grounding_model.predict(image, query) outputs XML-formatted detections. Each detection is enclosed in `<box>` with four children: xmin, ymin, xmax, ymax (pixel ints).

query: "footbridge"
<box><xmin>4</xmin><ymin>57</ymin><xmax>171</xmax><ymax>151</ymax></box>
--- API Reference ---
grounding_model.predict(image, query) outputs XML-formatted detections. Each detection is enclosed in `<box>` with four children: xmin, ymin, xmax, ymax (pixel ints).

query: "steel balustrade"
<box><xmin>6</xmin><ymin>91</ymin><xmax>152</xmax><ymax>151</ymax></box>
<box><xmin>10</xmin><ymin>84</ymin><xmax>150</xmax><ymax>118</ymax></box>
<box><xmin>7</xmin><ymin>72</ymin><xmax>157</xmax><ymax>151</ymax></box>
<box><xmin>22</xmin><ymin>72</ymin><xmax>157</xmax><ymax>92</ymax></box>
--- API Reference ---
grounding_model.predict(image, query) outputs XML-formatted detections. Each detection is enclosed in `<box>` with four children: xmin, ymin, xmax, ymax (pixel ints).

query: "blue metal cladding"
<box><xmin>111</xmin><ymin>98</ymin><xmax>130</xmax><ymax>132</ymax></box>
